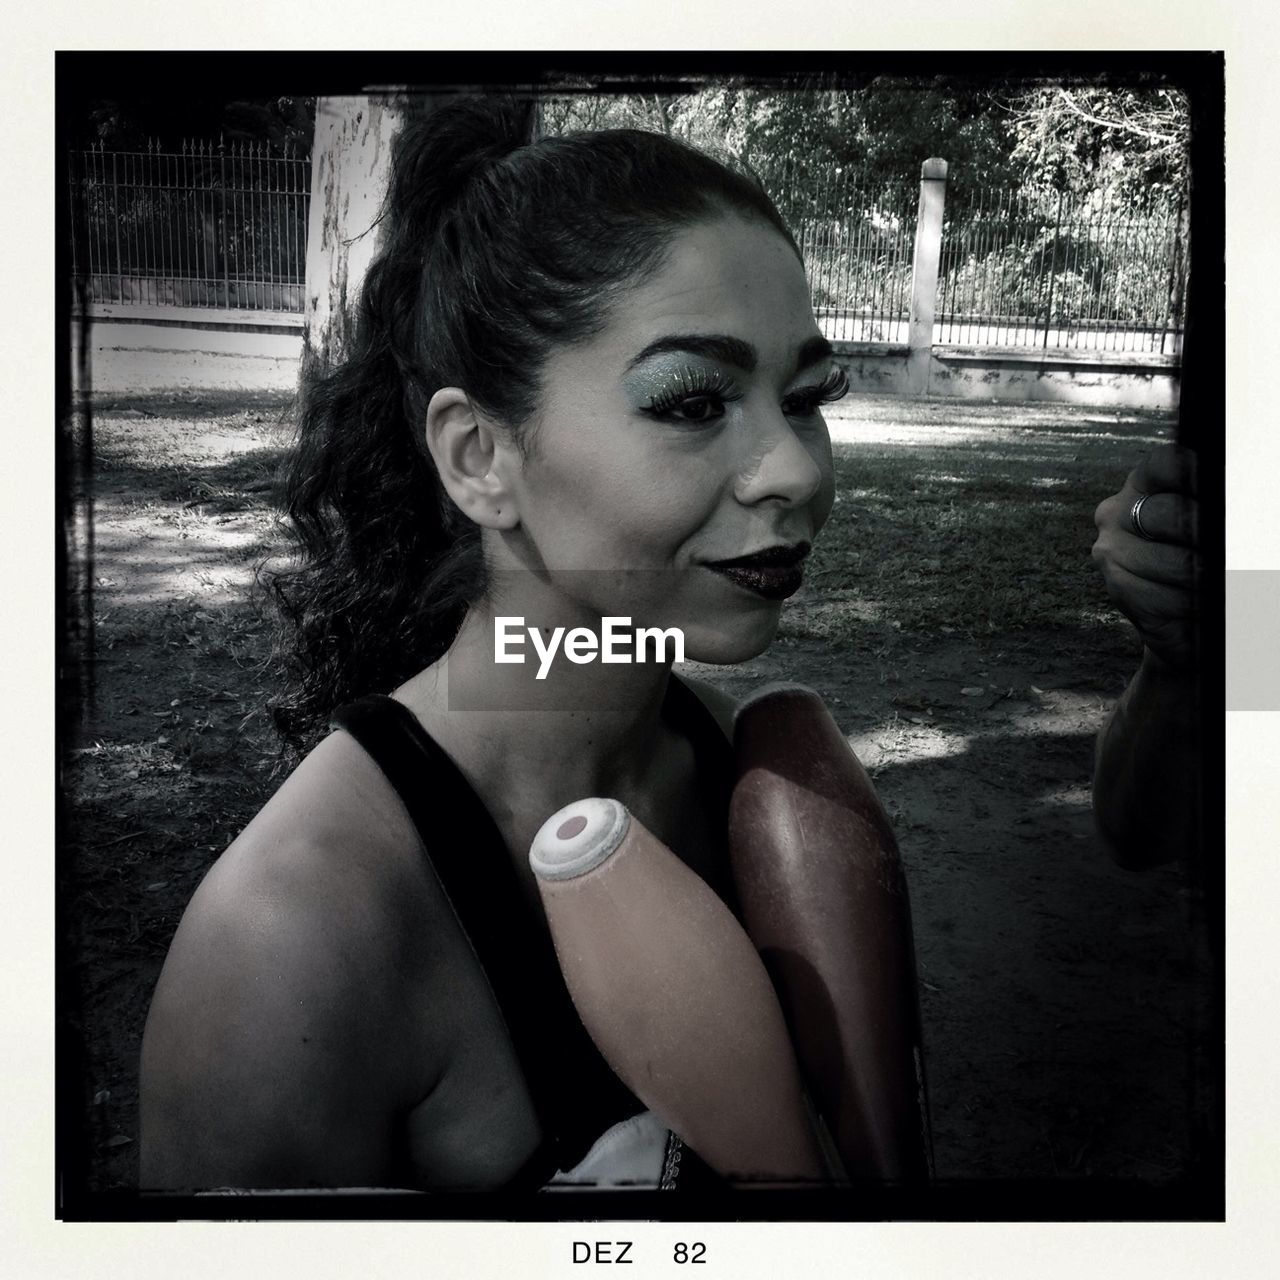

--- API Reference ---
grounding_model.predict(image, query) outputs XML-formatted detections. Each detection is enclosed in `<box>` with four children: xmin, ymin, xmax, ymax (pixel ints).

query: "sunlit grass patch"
<box><xmin>788</xmin><ymin>412</ymin><xmax>1172</xmax><ymax>643</ymax></box>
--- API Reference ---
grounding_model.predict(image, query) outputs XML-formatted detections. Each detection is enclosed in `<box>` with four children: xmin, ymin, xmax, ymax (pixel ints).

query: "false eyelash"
<box><xmin>642</xmin><ymin>366</ymin><xmax>743</xmax><ymax>417</ymax></box>
<box><xmin>786</xmin><ymin>365</ymin><xmax>850</xmax><ymax>412</ymax></box>
<box><xmin>817</xmin><ymin>365</ymin><xmax>850</xmax><ymax>401</ymax></box>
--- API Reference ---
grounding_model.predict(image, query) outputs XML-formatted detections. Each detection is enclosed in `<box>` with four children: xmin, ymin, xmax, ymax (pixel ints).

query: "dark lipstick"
<box><xmin>705</xmin><ymin>542</ymin><xmax>811</xmax><ymax>601</ymax></box>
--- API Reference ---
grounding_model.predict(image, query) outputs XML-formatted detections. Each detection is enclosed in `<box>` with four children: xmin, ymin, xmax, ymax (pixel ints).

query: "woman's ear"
<box><xmin>423</xmin><ymin>388</ymin><xmax>520</xmax><ymax>530</ymax></box>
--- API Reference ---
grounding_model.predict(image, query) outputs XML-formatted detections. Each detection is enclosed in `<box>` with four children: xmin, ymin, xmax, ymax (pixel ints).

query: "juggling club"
<box><xmin>728</xmin><ymin>684</ymin><xmax>934</xmax><ymax>1183</ymax></box>
<box><xmin>529</xmin><ymin>797</ymin><xmax>827</xmax><ymax>1185</ymax></box>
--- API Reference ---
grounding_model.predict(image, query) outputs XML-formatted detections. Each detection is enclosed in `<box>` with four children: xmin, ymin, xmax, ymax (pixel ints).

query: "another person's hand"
<box><xmin>1091</xmin><ymin>443</ymin><xmax>1200</xmax><ymax>672</ymax></box>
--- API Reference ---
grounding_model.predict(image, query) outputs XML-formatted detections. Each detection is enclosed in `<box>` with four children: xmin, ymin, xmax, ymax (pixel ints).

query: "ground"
<box><xmin>60</xmin><ymin>388</ymin><xmax>1212</xmax><ymax>1196</ymax></box>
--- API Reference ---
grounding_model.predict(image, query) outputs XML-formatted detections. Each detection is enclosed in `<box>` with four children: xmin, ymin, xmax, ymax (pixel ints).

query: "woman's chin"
<box><xmin>680</xmin><ymin>615</ymin><xmax>782</xmax><ymax>666</ymax></box>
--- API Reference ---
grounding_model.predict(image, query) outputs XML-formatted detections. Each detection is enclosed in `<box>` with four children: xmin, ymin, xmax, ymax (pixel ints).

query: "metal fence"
<box><xmin>761</xmin><ymin>164</ymin><xmax>918</xmax><ymax>344</ymax></box>
<box><xmin>67</xmin><ymin>139</ymin><xmax>1187</xmax><ymax>355</ymax></box>
<box><xmin>69</xmin><ymin>140</ymin><xmax>311</xmax><ymax>313</ymax></box>
<box><xmin>936</xmin><ymin>188</ymin><xmax>1188</xmax><ymax>355</ymax></box>
<box><xmin>763</xmin><ymin>160</ymin><xmax>1187</xmax><ymax>355</ymax></box>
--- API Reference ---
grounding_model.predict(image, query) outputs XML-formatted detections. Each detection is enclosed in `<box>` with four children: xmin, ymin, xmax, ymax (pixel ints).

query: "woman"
<box><xmin>139</xmin><ymin>97</ymin><xmax>851</xmax><ymax>1192</ymax></box>
<box><xmin>1090</xmin><ymin>442</ymin><xmax>1202</xmax><ymax>870</ymax></box>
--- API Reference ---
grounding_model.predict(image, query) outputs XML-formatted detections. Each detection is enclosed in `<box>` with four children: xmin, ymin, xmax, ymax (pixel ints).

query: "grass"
<box><xmin>784</xmin><ymin>402</ymin><xmax>1169</xmax><ymax>644</ymax></box>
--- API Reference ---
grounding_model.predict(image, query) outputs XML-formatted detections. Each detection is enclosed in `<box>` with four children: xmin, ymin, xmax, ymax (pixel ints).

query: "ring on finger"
<box><xmin>1129</xmin><ymin>493</ymin><xmax>1157</xmax><ymax>541</ymax></box>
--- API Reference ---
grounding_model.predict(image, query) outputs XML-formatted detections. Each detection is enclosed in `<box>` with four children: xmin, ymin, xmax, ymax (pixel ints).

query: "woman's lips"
<box><xmin>707</xmin><ymin>561</ymin><xmax>805</xmax><ymax>600</ymax></box>
<box><xmin>704</xmin><ymin>543</ymin><xmax>810</xmax><ymax>600</ymax></box>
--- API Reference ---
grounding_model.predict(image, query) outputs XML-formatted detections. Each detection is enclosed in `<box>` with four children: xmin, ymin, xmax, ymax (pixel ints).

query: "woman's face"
<box><xmin>502</xmin><ymin>213</ymin><xmax>839</xmax><ymax>664</ymax></box>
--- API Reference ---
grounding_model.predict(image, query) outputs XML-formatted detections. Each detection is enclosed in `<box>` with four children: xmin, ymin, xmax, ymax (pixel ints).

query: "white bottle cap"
<box><xmin>529</xmin><ymin>797</ymin><xmax>631</xmax><ymax>881</ymax></box>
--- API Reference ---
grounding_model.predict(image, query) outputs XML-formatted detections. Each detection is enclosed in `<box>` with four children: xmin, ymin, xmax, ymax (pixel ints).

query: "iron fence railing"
<box><xmin>760</xmin><ymin>163</ymin><xmax>917</xmax><ymax>344</ymax></box>
<box><xmin>68</xmin><ymin>138</ymin><xmax>1187</xmax><ymax>356</ymax></box>
<box><xmin>761</xmin><ymin>160</ymin><xmax>1187</xmax><ymax>355</ymax></box>
<box><xmin>69</xmin><ymin>140</ymin><xmax>311</xmax><ymax>313</ymax></box>
<box><xmin>935</xmin><ymin>187</ymin><xmax>1188</xmax><ymax>355</ymax></box>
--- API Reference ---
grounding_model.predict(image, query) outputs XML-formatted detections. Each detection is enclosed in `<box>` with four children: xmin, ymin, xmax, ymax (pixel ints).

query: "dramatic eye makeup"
<box><xmin>621</xmin><ymin>333</ymin><xmax>845</xmax><ymax>427</ymax></box>
<box><xmin>629</xmin><ymin>362</ymin><xmax>744</xmax><ymax>424</ymax></box>
<box><xmin>782</xmin><ymin>364</ymin><xmax>850</xmax><ymax>416</ymax></box>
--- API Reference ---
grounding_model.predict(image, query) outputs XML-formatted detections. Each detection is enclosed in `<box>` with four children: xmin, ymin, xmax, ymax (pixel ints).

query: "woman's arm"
<box><xmin>1091</xmin><ymin>648</ymin><xmax>1201</xmax><ymax>870</ymax></box>
<box><xmin>139</xmin><ymin>825</ymin><xmax>437</xmax><ymax>1191</ymax></box>
<box><xmin>1090</xmin><ymin>444</ymin><xmax>1201</xmax><ymax>869</ymax></box>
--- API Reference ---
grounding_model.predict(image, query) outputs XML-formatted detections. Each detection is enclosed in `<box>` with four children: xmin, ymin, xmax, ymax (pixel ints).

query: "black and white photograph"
<box><xmin>54</xmin><ymin>51</ymin><xmax>1223</xmax><ymax>1232</ymax></box>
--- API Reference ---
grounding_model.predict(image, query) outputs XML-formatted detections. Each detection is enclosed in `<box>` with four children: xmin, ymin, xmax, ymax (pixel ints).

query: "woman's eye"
<box><xmin>782</xmin><ymin>391</ymin><xmax>824</xmax><ymax>417</ymax></box>
<box><xmin>784</xmin><ymin>367</ymin><xmax>849</xmax><ymax>417</ymax></box>
<box><xmin>671</xmin><ymin>396</ymin><xmax>724</xmax><ymax>422</ymax></box>
<box><xmin>647</xmin><ymin>394</ymin><xmax>728</xmax><ymax>424</ymax></box>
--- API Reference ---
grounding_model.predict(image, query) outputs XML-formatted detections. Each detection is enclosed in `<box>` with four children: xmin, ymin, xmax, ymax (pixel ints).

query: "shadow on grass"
<box><xmin>88</xmin><ymin>388</ymin><xmax>298</xmax><ymax>422</ymax></box>
<box><xmin>771</xmin><ymin>677</ymin><xmax>1211</xmax><ymax>1185</ymax></box>
<box><xmin>828</xmin><ymin>395</ymin><xmax>1177</xmax><ymax>435</ymax></box>
<box><xmin>93</xmin><ymin>448</ymin><xmax>294</xmax><ymax>512</ymax></box>
<box><xmin>813</xmin><ymin>414</ymin><xmax>1179</xmax><ymax>637</ymax></box>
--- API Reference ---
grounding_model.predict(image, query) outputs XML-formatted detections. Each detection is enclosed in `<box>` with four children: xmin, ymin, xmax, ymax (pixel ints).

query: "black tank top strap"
<box><xmin>330</xmin><ymin>675</ymin><xmax>736</xmax><ymax>1191</ymax></box>
<box><xmin>330</xmin><ymin>693</ymin><xmax>638</xmax><ymax>1185</ymax></box>
<box><xmin>662</xmin><ymin>675</ymin><xmax>741</xmax><ymax>919</ymax></box>
<box><xmin>664</xmin><ymin>674</ymin><xmax>733</xmax><ymax>796</ymax></box>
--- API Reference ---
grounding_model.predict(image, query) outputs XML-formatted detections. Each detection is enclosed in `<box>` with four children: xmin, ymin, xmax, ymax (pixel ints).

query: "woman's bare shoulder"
<box><xmin>159</xmin><ymin>727</ymin><xmax>444</xmax><ymax>989</ymax></box>
<box><xmin>249</xmin><ymin>727</ymin><xmax>421</xmax><ymax>860</ymax></box>
<box><xmin>139</xmin><ymin>729</ymin><xmax>455</xmax><ymax>1188</ymax></box>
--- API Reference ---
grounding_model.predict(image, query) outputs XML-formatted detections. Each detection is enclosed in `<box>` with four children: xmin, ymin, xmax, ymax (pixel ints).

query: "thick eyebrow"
<box><xmin>625</xmin><ymin>332</ymin><xmax>835</xmax><ymax>377</ymax></box>
<box><xmin>625</xmin><ymin>333</ymin><xmax>757</xmax><ymax>373</ymax></box>
<box><xmin>794</xmin><ymin>334</ymin><xmax>835</xmax><ymax>374</ymax></box>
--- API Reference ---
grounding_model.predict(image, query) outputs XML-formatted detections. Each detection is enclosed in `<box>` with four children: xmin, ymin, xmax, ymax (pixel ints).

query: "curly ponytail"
<box><xmin>266</xmin><ymin>95</ymin><xmax>797</xmax><ymax>754</ymax></box>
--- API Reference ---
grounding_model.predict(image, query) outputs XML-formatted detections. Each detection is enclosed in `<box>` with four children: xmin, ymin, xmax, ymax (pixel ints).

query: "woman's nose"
<box><xmin>732</xmin><ymin>414</ymin><xmax>828</xmax><ymax>508</ymax></box>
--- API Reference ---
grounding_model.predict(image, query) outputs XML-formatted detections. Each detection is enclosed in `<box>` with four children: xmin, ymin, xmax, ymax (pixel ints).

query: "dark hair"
<box><xmin>266</xmin><ymin>96</ymin><xmax>799</xmax><ymax>752</ymax></box>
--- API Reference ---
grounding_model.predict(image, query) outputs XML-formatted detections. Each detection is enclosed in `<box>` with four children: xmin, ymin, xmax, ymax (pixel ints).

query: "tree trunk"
<box><xmin>298</xmin><ymin>94</ymin><xmax>411</xmax><ymax>388</ymax></box>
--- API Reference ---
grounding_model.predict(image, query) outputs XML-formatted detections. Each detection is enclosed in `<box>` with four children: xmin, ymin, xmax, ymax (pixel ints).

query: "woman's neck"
<box><xmin>395</xmin><ymin>599</ymin><xmax>677</xmax><ymax>805</ymax></box>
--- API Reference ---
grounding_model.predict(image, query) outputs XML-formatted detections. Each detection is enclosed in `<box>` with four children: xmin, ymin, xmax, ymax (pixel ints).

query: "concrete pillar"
<box><xmin>907</xmin><ymin>158</ymin><xmax>948</xmax><ymax>397</ymax></box>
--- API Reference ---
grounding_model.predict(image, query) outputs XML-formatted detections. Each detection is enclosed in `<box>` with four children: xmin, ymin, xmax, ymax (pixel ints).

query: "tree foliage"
<box><xmin>540</xmin><ymin>77</ymin><xmax>1188</xmax><ymax>208</ymax></box>
<box><xmin>539</xmin><ymin>77</ymin><xmax>1190</xmax><ymax>340</ymax></box>
<box><xmin>75</xmin><ymin>96</ymin><xmax>316</xmax><ymax>155</ymax></box>
<box><xmin>999</xmin><ymin>86</ymin><xmax>1189</xmax><ymax>205</ymax></box>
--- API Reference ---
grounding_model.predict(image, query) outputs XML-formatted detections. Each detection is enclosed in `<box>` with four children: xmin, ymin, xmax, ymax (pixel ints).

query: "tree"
<box><xmin>299</xmin><ymin>95</ymin><xmax>414</xmax><ymax>383</ymax></box>
<box><xmin>540</xmin><ymin>77</ymin><xmax>1189</xmax><ymax>209</ymax></box>
<box><xmin>76</xmin><ymin>95</ymin><xmax>315</xmax><ymax>155</ymax></box>
<box><xmin>540</xmin><ymin>79</ymin><xmax>1022</xmax><ymax>208</ymax></box>
<box><xmin>539</xmin><ymin>89</ymin><xmax>700</xmax><ymax>140</ymax></box>
<box><xmin>998</xmin><ymin>85</ymin><xmax>1189</xmax><ymax>205</ymax></box>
